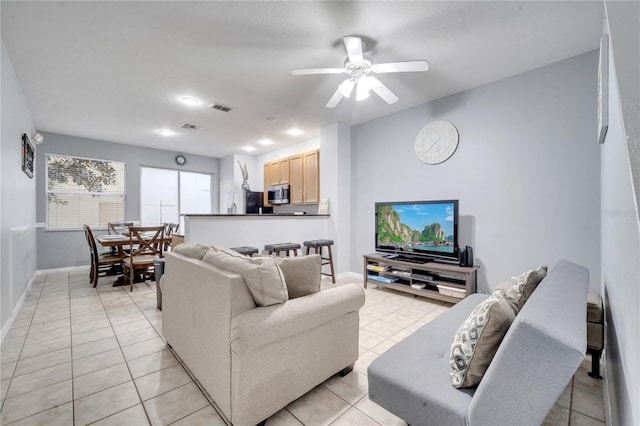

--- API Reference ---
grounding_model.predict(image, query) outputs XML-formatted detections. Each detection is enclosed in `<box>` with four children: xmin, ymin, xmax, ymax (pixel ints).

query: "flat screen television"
<box><xmin>375</xmin><ymin>200</ymin><xmax>459</xmax><ymax>262</ymax></box>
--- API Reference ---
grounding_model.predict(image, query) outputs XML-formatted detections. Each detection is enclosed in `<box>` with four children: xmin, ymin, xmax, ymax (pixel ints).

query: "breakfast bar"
<box><xmin>184</xmin><ymin>214</ymin><xmax>330</xmax><ymax>253</ymax></box>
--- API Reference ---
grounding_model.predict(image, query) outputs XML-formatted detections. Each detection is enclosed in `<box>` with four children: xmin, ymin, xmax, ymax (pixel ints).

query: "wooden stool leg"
<box><xmin>588</xmin><ymin>348</ymin><xmax>603</xmax><ymax>379</ymax></box>
<box><xmin>305</xmin><ymin>246</ymin><xmax>310</xmax><ymax>255</ymax></box>
<box><xmin>327</xmin><ymin>245</ymin><xmax>336</xmax><ymax>283</ymax></box>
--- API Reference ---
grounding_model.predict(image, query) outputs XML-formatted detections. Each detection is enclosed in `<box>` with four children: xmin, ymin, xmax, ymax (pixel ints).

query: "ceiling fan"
<box><xmin>291</xmin><ymin>36</ymin><xmax>429</xmax><ymax>108</ymax></box>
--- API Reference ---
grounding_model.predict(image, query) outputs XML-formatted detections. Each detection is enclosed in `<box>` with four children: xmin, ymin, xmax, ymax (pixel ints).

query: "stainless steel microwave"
<box><xmin>268</xmin><ymin>184</ymin><xmax>290</xmax><ymax>204</ymax></box>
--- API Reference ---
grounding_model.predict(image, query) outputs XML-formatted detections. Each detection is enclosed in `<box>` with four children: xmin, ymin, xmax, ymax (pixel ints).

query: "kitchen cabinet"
<box><xmin>263</xmin><ymin>150</ymin><xmax>319</xmax><ymax>205</ymax></box>
<box><xmin>263</xmin><ymin>164</ymin><xmax>271</xmax><ymax>206</ymax></box>
<box><xmin>303</xmin><ymin>150</ymin><xmax>320</xmax><ymax>204</ymax></box>
<box><xmin>268</xmin><ymin>158</ymin><xmax>290</xmax><ymax>185</ymax></box>
<box><xmin>289</xmin><ymin>154</ymin><xmax>304</xmax><ymax>204</ymax></box>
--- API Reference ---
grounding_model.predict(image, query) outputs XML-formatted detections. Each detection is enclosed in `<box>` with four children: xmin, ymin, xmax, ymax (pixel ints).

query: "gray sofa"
<box><xmin>368</xmin><ymin>259</ymin><xmax>589</xmax><ymax>426</ymax></box>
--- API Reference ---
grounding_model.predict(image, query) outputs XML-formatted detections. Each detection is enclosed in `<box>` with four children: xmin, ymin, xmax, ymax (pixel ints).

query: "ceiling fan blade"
<box><xmin>325</xmin><ymin>87</ymin><xmax>344</xmax><ymax>108</ymax></box>
<box><xmin>371</xmin><ymin>60</ymin><xmax>430</xmax><ymax>73</ymax></box>
<box><xmin>343</xmin><ymin>36</ymin><xmax>364</xmax><ymax>63</ymax></box>
<box><xmin>291</xmin><ymin>68</ymin><xmax>346</xmax><ymax>75</ymax></box>
<box><xmin>367</xmin><ymin>76</ymin><xmax>399</xmax><ymax>104</ymax></box>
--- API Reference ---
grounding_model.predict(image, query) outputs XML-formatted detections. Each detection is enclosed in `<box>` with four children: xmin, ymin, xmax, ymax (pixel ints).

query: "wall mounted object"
<box><xmin>415</xmin><ymin>121</ymin><xmax>459</xmax><ymax>164</ymax></box>
<box><xmin>597</xmin><ymin>34</ymin><xmax>609</xmax><ymax>144</ymax></box>
<box><xmin>21</xmin><ymin>133</ymin><xmax>34</xmax><ymax>178</ymax></box>
<box><xmin>175</xmin><ymin>154</ymin><xmax>187</xmax><ymax>166</ymax></box>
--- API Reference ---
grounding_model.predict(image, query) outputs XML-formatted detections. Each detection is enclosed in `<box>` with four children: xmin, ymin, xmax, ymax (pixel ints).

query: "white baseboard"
<box><xmin>35</xmin><ymin>265</ymin><xmax>89</xmax><ymax>276</ymax></box>
<box><xmin>1</xmin><ymin>272</ymin><xmax>35</xmax><ymax>343</ymax></box>
<box><xmin>336</xmin><ymin>271</ymin><xmax>363</xmax><ymax>280</ymax></box>
<box><xmin>602</xmin><ymin>349</ymin><xmax>613</xmax><ymax>426</ymax></box>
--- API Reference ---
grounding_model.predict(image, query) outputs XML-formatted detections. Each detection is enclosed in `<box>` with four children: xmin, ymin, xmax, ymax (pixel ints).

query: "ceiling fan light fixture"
<box><xmin>356</xmin><ymin>77</ymin><xmax>371</xmax><ymax>101</ymax></box>
<box><xmin>338</xmin><ymin>79</ymin><xmax>355</xmax><ymax>98</ymax></box>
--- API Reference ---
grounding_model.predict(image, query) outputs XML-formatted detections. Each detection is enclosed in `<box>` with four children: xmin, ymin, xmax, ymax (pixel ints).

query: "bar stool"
<box><xmin>264</xmin><ymin>243</ymin><xmax>301</xmax><ymax>257</ymax></box>
<box><xmin>303</xmin><ymin>239</ymin><xmax>336</xmax><ymax>283</ymax></box>
<box><xmin>230</xmin><ymin>246</ymin><xmax>259</xmax><ymax>257</ymax></box>
<box><xmin>586</xmin><ymin>291</ymin><xmax>604</xmax><ymax>379</ymax></box>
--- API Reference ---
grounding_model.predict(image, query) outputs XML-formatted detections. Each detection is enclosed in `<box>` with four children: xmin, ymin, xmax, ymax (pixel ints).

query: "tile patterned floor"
<box><xmin>0</xmin><ymin>270</ymin><xmax>606</xmax><ymax>425</ymax></box>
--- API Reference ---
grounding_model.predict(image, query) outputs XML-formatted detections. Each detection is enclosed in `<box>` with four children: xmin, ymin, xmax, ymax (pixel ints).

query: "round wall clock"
<box><xmin>175</xmin><ymin>154</ymin><xmax>187</xmax><ymax>166</ymax></box>
<box><xmin>414</xmin><ymin>121</ymin><xmax>459</xmax><ymax>164</ymax></box>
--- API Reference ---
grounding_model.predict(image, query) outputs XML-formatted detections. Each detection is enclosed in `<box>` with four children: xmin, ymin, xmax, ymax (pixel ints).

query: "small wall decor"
<box><xmin>21</xmin><ymin>133</ymin><xmax>34</xmax><ymax>178</ymax></box>
<box><xmin>597</xmin><ymin>34</ymin><xmax>609</xmax><ymax>144</ymax></box>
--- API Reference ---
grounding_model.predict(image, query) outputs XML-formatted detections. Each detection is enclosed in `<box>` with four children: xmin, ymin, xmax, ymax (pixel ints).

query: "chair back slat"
<box><xmin>108</xmin><ymin>221</ymin><xmax>134</xmax><ymax>235</ymax></box>
<box><xmin>128</xmin><ymin>226</ymin><xmax>164</xmax><ymax>257</ymax></box>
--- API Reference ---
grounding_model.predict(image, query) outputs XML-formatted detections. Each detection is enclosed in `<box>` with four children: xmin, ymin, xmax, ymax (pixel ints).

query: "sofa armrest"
<box><xmin>230</xmin><ymin>283</ymin><xmax>365</xmax><ymax>354</ymax></box>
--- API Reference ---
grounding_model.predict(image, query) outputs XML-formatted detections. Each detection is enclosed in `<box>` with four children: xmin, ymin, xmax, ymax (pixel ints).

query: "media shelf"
<box><xmin>363</xmin><ymin>253</ymin><xmax>478</xmax><ymax>304</ymax></box>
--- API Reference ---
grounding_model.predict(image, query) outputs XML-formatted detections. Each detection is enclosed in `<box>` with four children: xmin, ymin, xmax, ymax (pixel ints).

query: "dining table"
<box><xmin>96</xmin><ymin>231</ymin><xmax>172</xmax><ymax>286</ymax></box>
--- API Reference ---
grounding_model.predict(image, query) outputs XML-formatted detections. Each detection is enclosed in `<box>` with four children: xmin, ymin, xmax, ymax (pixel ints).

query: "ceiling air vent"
<box><xmin>210</xmin><ymin>103</ymin><xmax>233</xmax><ymax>112</ymax></box>
<box><xmin>180</xmin><ymin>123</ymin><xmax>203</xmax><ymax>131</ymax></box>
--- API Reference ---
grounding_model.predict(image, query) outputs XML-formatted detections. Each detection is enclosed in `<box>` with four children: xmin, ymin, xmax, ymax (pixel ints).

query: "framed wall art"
<box><xmin>22</xmin><ymin>133</ymin><xmax>34</xmax><ymax>178</ymax></box>
<box><xmin>597</xmin><ymin>34</ymin><xmax>609</xmax><ymax>144</ymax></box>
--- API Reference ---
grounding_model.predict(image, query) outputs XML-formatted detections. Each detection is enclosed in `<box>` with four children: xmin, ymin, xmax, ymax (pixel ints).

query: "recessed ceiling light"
<box><xmin>158</xmin><ymin>129</ymin><xmax>174</xmax><ymax>136</ymax></box>
<box><xmin>286</xmin><ymin>128</ymin><xmax>304</xmax><ymax>136</ymax></box>
<box><xmin>242</xmin><ymin>146</ymin><xmax>257</xmax><ymax>152</ymax></box>
<box><xmin>258</xmin><ymin>139</ymin><xmax>273</xmax><ymax>146</ymax></box>
<box><xmin>181</xmin><ymin>96</ymin><xmax>200</xmax><ymax>106</ymax></box>
<box><xmin>265</xmin><ymin>117</ymin><xmax>277</xmax><ymax>123</ymax></box>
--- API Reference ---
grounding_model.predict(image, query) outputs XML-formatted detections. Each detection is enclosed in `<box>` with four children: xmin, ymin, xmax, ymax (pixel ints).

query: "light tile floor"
<box><xmin>0</xmin><ymin>270</ymin><xmax>606</xmax><ymax>425</ymax></box>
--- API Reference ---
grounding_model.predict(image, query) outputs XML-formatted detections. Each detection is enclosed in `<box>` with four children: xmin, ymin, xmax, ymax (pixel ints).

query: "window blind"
<box><xmin>46</xmin><ymin>154</ymin><xmax>126</xmax><ymax>230</ymax></box>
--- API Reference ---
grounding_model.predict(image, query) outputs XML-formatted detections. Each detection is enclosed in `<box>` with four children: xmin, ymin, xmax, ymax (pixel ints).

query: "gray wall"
<box><xmin>1</xmin><ymin>38</ymin><xmax>37</xmax><ymax>332</ymax></box>
<box><xmin>351</xmin><ymin>51</ymin><xmax>601</xmax><ymax>293</ymax></box>
<box><xmin>36</xmin><ymin>132</ymin><xmax>220</xmax><ymax>270</ymax></box>
<box><xmin>601</xmin><ymin>2</ymin><xmax>640</xmax><ymax>425</ymax></box>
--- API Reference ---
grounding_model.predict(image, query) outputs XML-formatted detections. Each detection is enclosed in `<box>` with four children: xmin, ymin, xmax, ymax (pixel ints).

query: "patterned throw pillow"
<box><xmin>450</xmin><ymin>292</ymin><xmax>517</xmax><ymax>388</ymax></box>
<box><xmin>502</xmin><ymin>265</ymin><xmax>548</xmax><ymax>311</ymax></box>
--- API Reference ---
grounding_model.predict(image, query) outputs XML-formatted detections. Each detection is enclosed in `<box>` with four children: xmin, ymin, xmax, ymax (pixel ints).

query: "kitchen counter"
<box><xmin>184</xmin><ymin>214</ymin><xmax>330</xmax><ymax>251</ymax></box>
<box><xmin>185</xmin><ymin>213</ymin><xmax>330</xmax><ymax>217</ymax></box>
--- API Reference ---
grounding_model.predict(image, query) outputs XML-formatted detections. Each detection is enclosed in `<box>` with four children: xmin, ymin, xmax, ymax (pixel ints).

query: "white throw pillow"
<box><xmin>203</xmin><ymin>251</ymin><xmax>288</xmax><ymax>307</ymax></box>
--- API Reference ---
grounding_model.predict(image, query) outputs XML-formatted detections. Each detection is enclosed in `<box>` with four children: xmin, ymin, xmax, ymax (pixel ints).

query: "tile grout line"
<box><xmin>1</xmin><ymin>274</ymin><xmax>71</xmax><ymax>424</ymax></box>
<box><xmin>96</xmin><ymin>280</ymin><xmax>153</xmax><ymax>426</ymax></box>
<box><xmin>0</xmin><ymin>273</ymin><xmax>47</xmax><ymax>415</ymax></box>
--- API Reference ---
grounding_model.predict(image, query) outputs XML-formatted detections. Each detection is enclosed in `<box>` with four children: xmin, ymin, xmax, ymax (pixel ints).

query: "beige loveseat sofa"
<box><xmin>161</xmin><ymin>245</ymin><xmax>365</xmax><ymax>426</ymax></box>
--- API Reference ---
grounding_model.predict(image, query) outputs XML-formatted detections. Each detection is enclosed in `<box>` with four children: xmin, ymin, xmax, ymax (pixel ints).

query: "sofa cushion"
<box><xmin>172</xmin><ymin>243</ymin><xmax>214</xmax><ymax>260</ymax></box>
<box><xmin>450</xmin><ymin>292</ymin><xmax>517</xmax><ymax>388</ymax></box>
<box><xmin>368</xmin><ymin>294</ymin><xmax>488</xmax><ymax>426</ymax></box>
<box><xmin>203</xmin><ymin>251</ymin><xmax>288</xmax><ymax>307</ymax></box>
<box><xmin>502</xmin><ymin>265</ymin><xmax>548</xmax><ymax>310</ymax></box>
<box><xmin>275</xmin><ymin>255</ymin><xmax>321</xmax><ymax>299</ymax></box>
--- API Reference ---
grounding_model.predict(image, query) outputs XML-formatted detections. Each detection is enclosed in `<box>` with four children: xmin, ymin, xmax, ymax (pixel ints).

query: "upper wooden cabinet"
<box><xmin>289</xmin><ymin>154</ymin><xmax>304</xmax><ymax>204</ymax></box>
<box><xmin>302</xmin><ymin>150</ymin><xmax>320</xmax><ymax>204</ymax></box>
<box><xmin>267</xmin><ymin>158</ymin><xmax>290</xmax><ymax>185</ymax></box>
<box><xmin>263</xmin><ymin>149</ymin><xmax>319</xmax><ymax>205</ymax></box>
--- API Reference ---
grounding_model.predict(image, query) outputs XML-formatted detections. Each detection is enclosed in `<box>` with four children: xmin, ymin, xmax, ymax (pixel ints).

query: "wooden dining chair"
<box><xmin>163</xmin><ymin>223</ymin><xmax>179</xmax><ymax>251</ymax></box>
<box><xmin>107</xmin><ymin>221</ymin><xmax>134</xmax><ymax>254</ymax></box>
<box><xmin>123</xmin><ymin>225</ymin><xmax>165</xmax><ymax>291</ymax></box>
<box><xmin>83</xmin><ymin>225</ymin><xmax>123</xmax><ymax>287</ymax></box>
<box><xmin>108</xmin><ymin>221</ymin><xmax>134</xmax><ymax>235</ymax></box>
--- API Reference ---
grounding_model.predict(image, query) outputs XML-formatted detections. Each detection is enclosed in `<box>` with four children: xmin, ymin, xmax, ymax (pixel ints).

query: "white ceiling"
<box><xmin>1</xmin><ymin>1</ymin><xmax>604</xmax><ymax>158</ymax></box>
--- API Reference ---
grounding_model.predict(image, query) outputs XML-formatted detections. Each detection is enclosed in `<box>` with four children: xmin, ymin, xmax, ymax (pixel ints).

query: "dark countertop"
<box><xmin>185</xmin><ymin>213</ymin><xmax>329</xmax><ymax>217</ymax></box>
